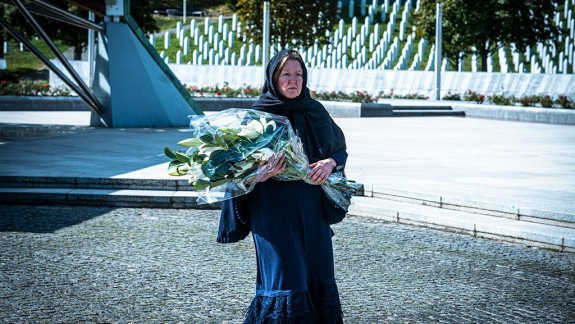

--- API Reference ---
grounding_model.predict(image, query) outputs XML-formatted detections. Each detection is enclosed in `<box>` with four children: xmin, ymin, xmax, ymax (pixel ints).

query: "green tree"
<box><xmin>235</xmin><ymin>0</ymin><xmax>339</xmax><ymax>48</ymax></box>
<box><xmin>414</xmin><ymin>0</ymin><xmax>563</xmax><ymax>71</ymax></box>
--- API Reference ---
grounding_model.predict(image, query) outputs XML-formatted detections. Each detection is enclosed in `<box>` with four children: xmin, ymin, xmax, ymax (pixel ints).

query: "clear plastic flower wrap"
<box><xmin>164</xmin><ymin>108</ymin><xmax>362</xmax><ymax>209</ymax></box>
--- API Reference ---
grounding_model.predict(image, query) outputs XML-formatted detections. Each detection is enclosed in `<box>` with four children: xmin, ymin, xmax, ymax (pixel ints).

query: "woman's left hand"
<box><xmin>308</xmin><ymin>158</ymin><xmax>337</xmax><ymax>184</ymax></box>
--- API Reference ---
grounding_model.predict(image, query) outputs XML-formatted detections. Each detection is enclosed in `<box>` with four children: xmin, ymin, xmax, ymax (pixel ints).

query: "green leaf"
<box><xmin>214</xmin><ymin>133</ymin><xmax>229</xmax><ymax>150</ymax></box>
<box><xmin>177</xmin><ymin>138</ymin><xmax>203</xmax><ymax>148</ymax></box>
<box><xmin>199</xmin><ymin>133</ymin><xmax>216</xmax><ymax>145</ymax></box>
<box><xmin>175</xmin><ymin>151</ymin><xmax>190</xmax><ymax>164</ymax></box>
<box><xmin>192</xmin><ymin>178</ymin><xmax>211</xmax><ymax>190</ymax></box>
<box><xmin>164</xmin><ymin>146</ymin><xmax>177</xmax><ymax>159</ymax></box>
<box><xmin>218</xmin><ymin>127</ymin><xmax>239</xmax><ymax>140</ymax></box>
<box><xmin>168</xmin><ymin>160</ymin><xmax>190</xmax><ymax>176</ymax></box>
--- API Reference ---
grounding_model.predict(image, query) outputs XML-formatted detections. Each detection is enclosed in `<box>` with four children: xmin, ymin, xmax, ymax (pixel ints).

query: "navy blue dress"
<box><xmin>243</xmin><ymin>179</ymin><xmax>342</xmax><ymax>323</ymax></box>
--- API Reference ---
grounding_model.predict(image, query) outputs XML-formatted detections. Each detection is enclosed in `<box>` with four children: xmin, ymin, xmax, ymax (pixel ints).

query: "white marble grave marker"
<box><xmin>164</xmin><ymin>31</ymin><xmax>170</xmax><ymax>49</ymax></box>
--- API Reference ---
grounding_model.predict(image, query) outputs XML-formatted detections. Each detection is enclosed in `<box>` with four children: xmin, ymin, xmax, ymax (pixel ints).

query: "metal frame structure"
<box><xmin>0</xmin><ymin>0</ymin><xmax>104</xmax><ymax>117</ymax></box>
<box><xmin>1</xmin><ymin>0</ymin><xmax>201</xmax><ymax>127</ymax></box>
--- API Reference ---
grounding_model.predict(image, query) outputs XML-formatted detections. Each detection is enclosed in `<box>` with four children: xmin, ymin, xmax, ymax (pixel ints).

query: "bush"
<box><xmin>488</xmin><ymin>94</ymin><xmax>514</xmax><ymax>106</ymax></box>
<box><xmin>0</xmin><ymin>80</ymin><xmax>71</xmax><ymax>96</ymax></box>
<box><xmin>539</xmin><ymin>95</ymin><xmax>554</xmax><ymax>108</ymax></box>
<box><xmin>311</xmin><ymin>90</ymin><xmax>347</xmax><ymax>101</ymax></box>
<box><xmin>442</xmin><ymin>92</ymin><xmax>461</xmax><ymax>101</ymax></box>
<box><xmin>183</xmin><ymin>82</ymin><xmax>261</xmax><ymax>98</ymax></box>
<box><xmin>349</xmin><ymin>90</ymin><xmax>377</xmax><ymax>103</ymax></box>
<box><xmin>518</xmin><ymin>95</ymin><xmax>539</xmax><ymax>107</ymax></box>
<box><xmin>463</xmin><ymin>90</ymin><xmax>485</xmax><ymax>104</ymax></box>
<box><xmin>555</xmin><ymin>96</ymin><xmax>574</xmax><ymax>109</ymax></box>
<box><xmin>394</xmin><ymin>93</ymin><xmax>429</xmax><ymax>100</ymax></box>
<box><xmin>377</xmin><ymin>90</ymin><xmax>394</xmax><ymax>99</ymax></box>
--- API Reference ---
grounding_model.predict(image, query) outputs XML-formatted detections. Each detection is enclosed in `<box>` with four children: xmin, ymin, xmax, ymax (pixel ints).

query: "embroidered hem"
<box><xmin>244</xmin><ymin>283</ymin><xmax>343</xmax><ymax>323</ymax></box>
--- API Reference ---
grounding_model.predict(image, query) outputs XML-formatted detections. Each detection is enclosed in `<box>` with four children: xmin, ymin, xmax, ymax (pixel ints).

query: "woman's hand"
<box><xmin>249</xmin><ymin>153</ymin><xmax>286</xmax><ymax>183</ymax></box>
<box><xmin>308</xmin><ymin>158</ymin><xmax>336</xmax><ymax>184</ymax></box>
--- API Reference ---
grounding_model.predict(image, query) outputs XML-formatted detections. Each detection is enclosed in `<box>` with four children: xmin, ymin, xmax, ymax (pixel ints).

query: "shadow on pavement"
<box><xmin>0</xmin><ymin>205</ymin><xmax>115</xmax><ymax>233</ymax></box>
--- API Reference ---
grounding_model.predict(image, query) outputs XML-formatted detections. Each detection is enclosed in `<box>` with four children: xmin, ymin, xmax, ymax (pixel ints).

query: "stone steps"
<box><xmin>1</xmin><ymin>175</ymin><xmax>573</xmax><ymax>252</ymax></box>
<box><xmin>1</xmin><ymin>175</ymin><xmax>572</xmax><ymax>228</ymax></box>
<box><xmin>349</xmin><ymin>196</ymin><xmax>575</xmax><ymax>253</ymax></box>
<box><xmin>2</xmin><ymin>182</ymin><xmax>573</xmax><ymax>252</ymax></box>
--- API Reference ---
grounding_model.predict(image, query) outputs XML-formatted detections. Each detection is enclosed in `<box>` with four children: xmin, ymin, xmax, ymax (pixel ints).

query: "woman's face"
<box><xmin>277</xmin><ymin>59</ymin><xmax>303</xmax><ymax>99</ymax></box>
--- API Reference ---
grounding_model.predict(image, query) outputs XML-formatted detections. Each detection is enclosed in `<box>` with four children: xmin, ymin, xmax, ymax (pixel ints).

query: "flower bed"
<box><xmin>2</xmin><ymin>78</ymin><xmax>573</xmax><ymax>109</ymax></box>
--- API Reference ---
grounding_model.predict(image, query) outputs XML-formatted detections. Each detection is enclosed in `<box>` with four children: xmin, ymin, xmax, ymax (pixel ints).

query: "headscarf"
<box><xmin>252</xmin><ymin>49</ymin><xmax>347</xmax><ymax>163</ymax></box>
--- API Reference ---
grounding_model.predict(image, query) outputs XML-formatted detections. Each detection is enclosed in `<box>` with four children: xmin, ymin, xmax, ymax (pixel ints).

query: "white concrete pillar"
<box><xmin>349</xmin><ymin>0</ymin><xmax>355</xmax><ymax>18</ymax></box>
<box><xmin>190</xmin><ymin>19</ymin><xmax>196</xmax><ymax>35</ymax></box>
<box><xmin>183</xmin><ymin>36</ymin><xmax>190</xmax><ymax>55</ymax></box>
<box><xmin>179</xmin><ymin>29</ymin><xmax>186</xmax><ymax>47</ymax></box>
<box><xmin>164</xmin><ymin>31</ymin><xmax>170</xmax><ymax>49</ymax></box>
<box><xmin>208</xmin><ymin>25</ymin><xmax>214</xmax><ymax>43</ymax></box>
<box><xmin>194</xmin><ymin>28</ymin><xmax>200</xmax><ymax>45</ymax></box>
<box><xmin>209</xmin><ymin>48</ymin><xmax>215</xmax><ymax>65</ymax></box>
<box><xmin>198</xmin><ymin>35</ymin><xmax>204</xmax><ymax>50</ymax></box>
<box><xmin>228</xmin><ymin>32</ymin><xmax>234</xmax><ymax>48</ymax></box>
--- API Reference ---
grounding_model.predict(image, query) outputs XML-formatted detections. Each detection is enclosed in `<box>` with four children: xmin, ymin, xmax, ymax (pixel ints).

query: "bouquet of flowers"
<box><xmin>164</xmin><ymin>108</ymin><xmax>362</xmax><ymax>209</ymax></box>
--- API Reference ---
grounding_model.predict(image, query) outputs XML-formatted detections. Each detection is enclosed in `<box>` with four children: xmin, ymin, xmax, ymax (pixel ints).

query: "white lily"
<box><xmin>237</xmin><ymin>120</ymin><xmax>264</xmax><ymax>139</ymax></box>
<box><xmin>257</xmin><ymin>148</ymin><xmax>274</xmax><ymax>161</ymax></box>
<box><xmin>260</xmin><ymin>117</ymin><xmax>277</xmax><ymax>132</ymax></box>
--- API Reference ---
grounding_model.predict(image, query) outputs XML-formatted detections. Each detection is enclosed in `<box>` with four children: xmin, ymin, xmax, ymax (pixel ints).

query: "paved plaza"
<box><xmin>1</xmin><ymin>109</ymin><xmax>574</xmax><ymax>322</ymax></box>
<box><xmin>1</xmin><ymin>205</ymin><xmax>574</xmax><ymax>323</ymax></box>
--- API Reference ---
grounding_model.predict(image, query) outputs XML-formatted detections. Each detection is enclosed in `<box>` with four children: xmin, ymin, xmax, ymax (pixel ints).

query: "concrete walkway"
<box><xmin>1</xmin><ymin>109</ymin><xmax>574</xmax><ymax>251</ymax></box>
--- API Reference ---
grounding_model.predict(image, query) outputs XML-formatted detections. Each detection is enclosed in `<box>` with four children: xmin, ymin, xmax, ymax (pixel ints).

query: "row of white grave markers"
<box><xmin>150</xmin><ymin>3</ymin><xmax>575</xmax><ymax>74</ymax></box>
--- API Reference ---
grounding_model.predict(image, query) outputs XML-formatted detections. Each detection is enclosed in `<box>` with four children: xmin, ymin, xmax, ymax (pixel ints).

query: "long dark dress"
<box><xmin>243</xmin><ymin>179</ymin><xmax>342</xmax><ymax>323</ymax></box>
<box><xmin>217</xmin><ymin>48</ymin><xmax>347</xmax><ymax>323</ymax></box>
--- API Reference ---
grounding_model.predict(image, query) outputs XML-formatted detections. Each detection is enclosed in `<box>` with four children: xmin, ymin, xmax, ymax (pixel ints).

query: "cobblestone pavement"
<box><xmin>1</xmin><ymin>205</ymin><xmax>574</xmax><ymax>323</ymax></box>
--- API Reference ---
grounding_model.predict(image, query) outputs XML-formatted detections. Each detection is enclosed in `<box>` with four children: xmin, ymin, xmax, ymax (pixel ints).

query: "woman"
<box><xmin>217</xmin><ymin>49</ymin><xmax>348</xmax><ymax>323</ymax></box>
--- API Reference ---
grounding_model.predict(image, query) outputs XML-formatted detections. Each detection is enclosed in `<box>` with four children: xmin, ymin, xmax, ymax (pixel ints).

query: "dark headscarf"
<box><xmin>252</xmin><ymin>49</ymin><xmax>346</xmax><ymax>163</ymax></box>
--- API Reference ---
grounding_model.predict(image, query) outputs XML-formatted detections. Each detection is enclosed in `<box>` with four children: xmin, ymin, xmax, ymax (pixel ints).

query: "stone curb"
<box><xmin>365</xmin><ymin>185</ymin><xmax>575</xmax><ymax>229</ymax></box>
<box><xmin>6</xmin><ymin>96</ymin><xmax>573</xmax><ymax>123</ymax></box>
<box><xmin>1</xmin><ymin>175</ymin><xmax>572</xmax><ymax>229</ymax></box>
<box><xmin>349</xmin><ymin>196</ymin><xmax>575</xmax><ymax>253</ymax></box>
<box><xmin>2</xmin><ymin>186</ymin><xmax>573</xmax><ymax>253</ymax></box>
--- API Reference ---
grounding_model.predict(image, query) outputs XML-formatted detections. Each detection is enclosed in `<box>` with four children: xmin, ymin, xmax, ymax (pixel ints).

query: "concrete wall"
<box><xmin>50</xmin><ymin>61</ymin><xmax>575</xmax><ymax>98</ymax></box>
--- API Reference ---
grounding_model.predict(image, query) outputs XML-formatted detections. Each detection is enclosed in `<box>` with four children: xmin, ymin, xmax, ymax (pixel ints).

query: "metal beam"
<box><xmin>30</xmin><ymin>0</ymin><xmax>105</xmax><ymax>33</ymax></box>
<box><xmin>11</xmin><ymin>0</ymin><xmax>103</xmax><ymax>114</ymax></box>
<box><xmin>0</xmin><ymin>15</ymin><xmax>103</xmax><ymax>116</ymax></box>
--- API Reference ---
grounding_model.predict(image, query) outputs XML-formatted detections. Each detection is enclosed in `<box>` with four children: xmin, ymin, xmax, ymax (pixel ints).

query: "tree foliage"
<box><xmin>414</xmin><ymin>0</ymin><xmax>563</xmax><ymax>71</ymax></box>
<box><xmin>235</xmin><ymin>0</ymin><xmax>339</xmax><ymax>48</ymax></box>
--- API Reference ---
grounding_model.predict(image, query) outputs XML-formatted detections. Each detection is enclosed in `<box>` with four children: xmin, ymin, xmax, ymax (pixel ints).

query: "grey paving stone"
<box><xmin>1</xmin><ymin>205</ymin><xmax>574</xmax><ymax>323</ymax></box>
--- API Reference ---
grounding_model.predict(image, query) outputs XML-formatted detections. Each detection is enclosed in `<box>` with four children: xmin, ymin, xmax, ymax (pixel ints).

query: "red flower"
<box><xmin>44</xmin><ymin>84</ymin><xmax>50</xmax><ymax>89</ymax></box>
<box><xmin>1</xmin><ymin>80</ymin><xmax>7</xmax><ymax>86</ymax></box>
<box><xmin>216</xmin><ymin>91</ymin><xmax>222</xmax><ymax>96</ymax></box>
<box><xmin>199</xmin><ymin>91</ymin><xmax>204</xmax><ymax>97</ymax></box>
